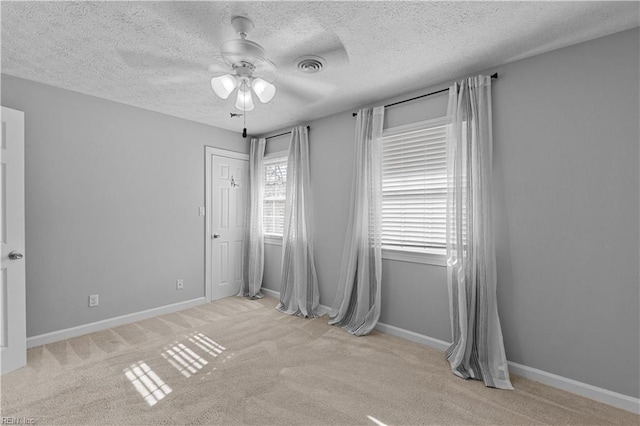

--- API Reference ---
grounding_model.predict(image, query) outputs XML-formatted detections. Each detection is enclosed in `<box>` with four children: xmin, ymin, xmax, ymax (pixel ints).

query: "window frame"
<box><xmin>380</xmin><ymin>116</ymin><xmax>449</xmax><ymax>267</ymax></box>
<box><xmin>262</xmin><ymin>151</ymin><xmax>288</xmax><ymax>246</ymax></box>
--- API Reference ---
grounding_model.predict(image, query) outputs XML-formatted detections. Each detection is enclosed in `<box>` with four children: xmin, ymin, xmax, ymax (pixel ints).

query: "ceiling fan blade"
<box><xmin>117</xmin><ymin>49</ymin><xmax>207</xmax><ymax>71</ymax></box>
<box><xmin>270</xmin><ymin>39</ymin><xmax>349</xmax><ymax>72</ymax></box>
<box><xmin>276</xmin><ymin>73</ymin><xmax>337</xmax><ymax>101</ymax></box>
<box><xmin>312</xmin><ymin>44</ymin><xmax>350</xmax><ymax>69</ymax></box>
<box><xmin>149</xmin><ymin>2</ymin><xmax>230</xmax><ymax>47</ymax></box>
<box><xmin>261</xmin><ymin>14</ymin><xmax>349</xmax><ymax>72</ymax></box>
<box><xmin>253</xmin><ymin>58</ymin><xmax>278</xmax><ymax>83</ymax></box>
<box><xmin>147</xmin><ymin>72</ymin><xmax>204</xmax><ymax>85</ymax></box>
<box><xmin>208</xmin><ymin>57</ymin><xmax>233</xmax><ymax>74</ymax></box>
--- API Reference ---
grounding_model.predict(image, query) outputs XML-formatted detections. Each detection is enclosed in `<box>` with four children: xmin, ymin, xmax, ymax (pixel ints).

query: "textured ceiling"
<box><xmin>2</xmin><ymin>1</ymin><xmax>639</xmax><ymax>135</ymax></box>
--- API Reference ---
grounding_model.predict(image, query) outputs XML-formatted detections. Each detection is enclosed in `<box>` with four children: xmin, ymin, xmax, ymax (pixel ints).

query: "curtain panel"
<box><xmin>329</xmin><ymin>106</ymin><xmax>384</xmax><ymax>336</ymax></box>
<box><xmin>276</xmin><ymin>126</ymin><xmax>322</xmax><ymax>317</ymax></box>
<box><xmin>241</xmin><ymin>138</ymin><xmax>266</xmax><ymax>299</ymax></box>
<box><xmin>445</xmin><ymin>75</ymin><xmax>512</xmax><ymax>389</ymax></box>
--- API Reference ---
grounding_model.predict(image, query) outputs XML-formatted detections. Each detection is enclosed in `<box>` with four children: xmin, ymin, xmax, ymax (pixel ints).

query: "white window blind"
<box><xmin>263</xmin><ymin>156</ymin><xmax>287</xmax><ymax>236</ymax></box>
<box><xmin>381</xmin><ymin>118</ymin><xmax>448</xmax><ymax>251</ymax></box>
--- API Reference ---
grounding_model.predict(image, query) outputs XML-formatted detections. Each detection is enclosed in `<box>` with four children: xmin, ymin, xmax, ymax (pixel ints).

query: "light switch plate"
<box><xmin>199</xmin><ymin>206</ymin><xmax>205</xmax><ymax>216</ymax></box>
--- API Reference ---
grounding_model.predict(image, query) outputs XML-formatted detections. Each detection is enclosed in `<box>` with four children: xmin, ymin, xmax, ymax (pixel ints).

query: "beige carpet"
<box><xmin>1</xmin><ymin>296</ymin><xmax>637</xmax><ymax>425</ymax></box>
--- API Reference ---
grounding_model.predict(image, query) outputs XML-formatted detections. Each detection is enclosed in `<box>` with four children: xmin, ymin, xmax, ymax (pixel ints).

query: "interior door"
<box><xmin>1</xmin><ymin>107</ymin><xmax>26</xmax><ymax>374</ymax></box>
<box><xmin>210</xmin><ymin>154</ymin><xmax>248</xmax><ymax>300</ymax></box>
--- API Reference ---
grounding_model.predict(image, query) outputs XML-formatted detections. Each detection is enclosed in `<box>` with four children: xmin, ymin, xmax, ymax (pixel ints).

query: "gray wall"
<box><xmin>1</xmin><ymin>75</ymin><xmax>248</xmax><ymax>337</ymax></box>
<box><xmin>262</xmin><ymin>28</ymin><xmax>639</xmax><ymax>398</ymax></box>
<box><xmin>493</xmin><ymin>28</ymin><xmax>639</xmax><ymax>399</ymax></box>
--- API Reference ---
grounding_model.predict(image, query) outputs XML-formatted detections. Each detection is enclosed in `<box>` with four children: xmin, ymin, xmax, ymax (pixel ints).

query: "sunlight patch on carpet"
<box><xmin>161</xmin><ymin>342</ymin><xmax>208</xmax><ymax>378</ymax></box>
<box><xmin>367</xmin><ymin>415</ymin><xmax>389</xmax><ymax>426</ymax></box>
<box><xmin>124</xmin><ymin>361</ymin><xmax>172</xmax><ymax>406</ymax></box>
<box><xmin>188</xmin><ymin>332</ymin><xmax>226</xmax><ymax>357</ymax></box>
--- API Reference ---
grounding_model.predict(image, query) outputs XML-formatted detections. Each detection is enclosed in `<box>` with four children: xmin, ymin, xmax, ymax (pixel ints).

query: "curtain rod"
<box><xmin>352</xmin><ymin>73</ymin><xmax>498</xmax><ymax>117</ymax></box>
<box><xmin>265</xmin><ymin>125</ymin><xmax>311</xmax><ymax>140</ymax></box>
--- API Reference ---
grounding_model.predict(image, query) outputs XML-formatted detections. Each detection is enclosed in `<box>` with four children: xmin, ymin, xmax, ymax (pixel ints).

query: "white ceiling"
<box><xmin>2</xmin><ymin>1</ymin><xmax>639</xmax><ymax>135</ymax></box>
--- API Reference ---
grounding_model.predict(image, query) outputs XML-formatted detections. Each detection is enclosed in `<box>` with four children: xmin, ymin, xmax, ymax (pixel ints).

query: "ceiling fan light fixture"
<box><xmin>210</xmin><ymin>16</ymin><xmax>279</xmax><ymax>111</ymax></box>
<box><xmin>211</xmin><ymin>74</ymin><xmax>238</xmax><ymax>99</ymax></box>
<box><xmin>251</xmin><ymin>77</ymin><xmax>276</xmax><ymax>103</ymax></box>
<box><xmin>235</xmin><ymin>85</ymin><xmax>255</xmax><ymax>111</ymax></box>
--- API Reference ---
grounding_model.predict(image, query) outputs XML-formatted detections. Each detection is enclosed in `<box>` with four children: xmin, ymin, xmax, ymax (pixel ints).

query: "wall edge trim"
<box><xmin>262</xmin><ymin>287</ymin><xmax>639</xmax><ymax>414</ymax></box>
<box><xmin>373</xmin><ymin>321</ymin><xmax>451</xmax><ymax>351</ymax></box>
<box><xmin>26</xmin><ymin>297</ymin><xmax>207</xmax><ymax>349</ymax></box>
<box><xmin>262</xmin><ymin>287</ymin><xmax>333</xmax><ymax>313</ymax></box>
<box><xmin>507</xmin><ymin>361</ymin><xmax>640</xmax><ymax>414</ymax></box>
<box><xmin>261</xmin><ymin>288</ymin><xmax>280</xmax><ymax>300</ymax></box>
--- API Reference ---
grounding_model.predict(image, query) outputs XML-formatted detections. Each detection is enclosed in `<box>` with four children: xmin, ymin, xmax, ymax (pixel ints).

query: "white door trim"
<box><xmin>204</xmin><ymin>147</ymin><xmax>249</xmax><ymax>302</ymax></box>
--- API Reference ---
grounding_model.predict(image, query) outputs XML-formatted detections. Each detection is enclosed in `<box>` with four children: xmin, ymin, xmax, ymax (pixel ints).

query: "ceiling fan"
<box><xmin>209</xmin><ymin>16</ymin><xmax>277</xmax><ymax>112</ymax></box>
<box><xmin>117</xmin><ymin>7</ymin><xmax>350</xmax><ymax>108</ymax></box>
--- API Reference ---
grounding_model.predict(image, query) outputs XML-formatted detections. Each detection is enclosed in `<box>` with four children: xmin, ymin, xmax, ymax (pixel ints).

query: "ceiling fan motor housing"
<box><xmin>233</xmin><ymin>61</ymin><xmax>256</xmax><ymax>78</ymax></box>
<box><xmin>220</xmin><ymin>38</ymin><xmax>266</xmax><ymax>67</ymax></box>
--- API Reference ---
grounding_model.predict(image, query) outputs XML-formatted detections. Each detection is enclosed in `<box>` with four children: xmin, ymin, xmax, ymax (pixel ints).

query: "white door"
<box><xmin>1</xmin><ymin>107</ymin><xmax>26</xmax><ymax>374</ymax></box>
<box><xmin>208</xmin><ymin>152</ymin><xmax>248</xmax><ymax>301</ymax></box>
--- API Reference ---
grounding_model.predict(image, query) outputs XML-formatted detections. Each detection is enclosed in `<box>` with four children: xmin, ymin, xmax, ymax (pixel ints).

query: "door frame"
<box><xmin>204</xmin><ymin>147</ymin><xmax>249</xmax><ymax>303</ymax></box>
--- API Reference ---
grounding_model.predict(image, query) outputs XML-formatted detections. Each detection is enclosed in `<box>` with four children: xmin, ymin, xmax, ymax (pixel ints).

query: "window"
<box><xmin>381</xmin><ymin>117</ymin><xmax>448</xmax><ymax>258</ymax></box>
<box><xmin>263</xmin><ymin>156</ymin><xmax>287</xmax><ymax>236</ymax></box>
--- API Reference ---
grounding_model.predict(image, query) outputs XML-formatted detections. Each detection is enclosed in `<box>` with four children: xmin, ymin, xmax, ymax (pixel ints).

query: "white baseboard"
<box><xmin>260</xmin><ymin>286</ymin><xmax>639</xmax><ymax>414</ymax></box>
<box><xmin>376</xmin><ymin>323</ymin><xmax>639</xmax><ymax>414</ymax></box>
<box><xmin>27</xmin><ymin>297</ymin><xmax>207</xmax><ymax>349</ymax></box>
<box><xmin>261</xmin><ymin>287</ymin><xmax>333</xmax><ymax>313</ymax></box>
<box><xmin>373</xmin><ymin>322</ymin><xmax>451</xmax><ymax>352</ymax></box>
<box><xmin>507</xmin><ymin>361</ymin><xmax>639</xmax><ymax>414</ymax></box>
<box><xmin>261</xmin><ymin>287</ymin><xmax>280</xmax><ymax>300</ymax></box>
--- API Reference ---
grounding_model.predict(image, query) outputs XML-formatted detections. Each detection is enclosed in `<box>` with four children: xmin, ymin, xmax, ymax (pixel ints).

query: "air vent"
<box><xmin>294</xmin><ymin>55</ymin><xmax>326</xmax><ymax>73</ymax></box>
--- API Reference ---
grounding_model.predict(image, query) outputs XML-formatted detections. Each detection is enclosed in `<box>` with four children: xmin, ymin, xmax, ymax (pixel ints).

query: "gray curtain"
<box><xmin>445</xmin><ymin>75</ymin><xmax>512</xmax><ymax>389</ymax></box>
<box><xmin>329</xmin><ymin>106</ymin><xmax>384</xmax><ymax>336</ymax></box>
<box><xmin>241</xmin><ymin>138</ymin><xmax>265</xmax><ymax>299</ymax></box>
<box><xmin>276</xmin><ymin>127</ymin><xmax>322</xmax><ymax>317</ymax></box>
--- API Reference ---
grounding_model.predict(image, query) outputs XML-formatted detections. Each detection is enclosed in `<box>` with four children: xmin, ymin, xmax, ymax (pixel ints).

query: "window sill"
<box><xmin>381</xmin><ymin>247</ymin><xmax>446</xmax><ymax>267</ymax></box>
<box><xmin>264</xmin><ymin>235</ymin><xmax>283</xmax><ymax>246</ymax></box>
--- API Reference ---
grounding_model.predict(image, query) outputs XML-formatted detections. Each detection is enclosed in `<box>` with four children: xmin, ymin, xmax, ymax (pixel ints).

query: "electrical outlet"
<box><xmin>89</xmin><ymin>294</ymin><xmax>99</xmax><ymax>307</ymax></box>
<box><xmin>176</xmin><ymin>279</ymin><xmax>184</xmax><ymax>290</ymax></box>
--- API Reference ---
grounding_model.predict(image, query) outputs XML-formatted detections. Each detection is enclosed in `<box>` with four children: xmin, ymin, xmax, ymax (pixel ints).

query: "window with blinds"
<box><xmin>263</xmin><ymin>156</ymin><xmax>287</xmax><ymax>236</ymax></box>
<box><xmin>381</xmin><ymin>117</ymin><xmax>448</xmax><ymax>251</ymax></box>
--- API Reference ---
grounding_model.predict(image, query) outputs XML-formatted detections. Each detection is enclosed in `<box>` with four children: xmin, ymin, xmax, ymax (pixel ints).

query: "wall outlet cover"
<box><xmin>89</xmin><ymin>294</ymin><xmax>99</xmax><ymax>307</ymax></box>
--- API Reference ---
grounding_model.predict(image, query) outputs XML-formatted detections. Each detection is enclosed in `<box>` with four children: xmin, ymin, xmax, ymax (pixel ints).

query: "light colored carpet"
<box><xmin>1</xmin><ymin>296</ymin><xmax>637</xmax><ymax>425</ymax></box>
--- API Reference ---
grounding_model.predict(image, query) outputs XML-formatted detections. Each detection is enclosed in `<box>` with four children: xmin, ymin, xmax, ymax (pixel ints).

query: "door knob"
<box><xmin>212</xmin><ymin>234</ymin><xmax>221</xmax><ymax>239</ymax></box>
<box><xmin>8</xmin><ymin>251</ymin><xmax>23</xmax><ymax>260</ymax></box>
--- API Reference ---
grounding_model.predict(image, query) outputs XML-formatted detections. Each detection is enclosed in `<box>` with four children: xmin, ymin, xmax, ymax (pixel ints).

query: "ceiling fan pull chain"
<box><xmin>242</xmin><ymin>94</ymin><xmax>247</xmax><ymax>138</ymax></box>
